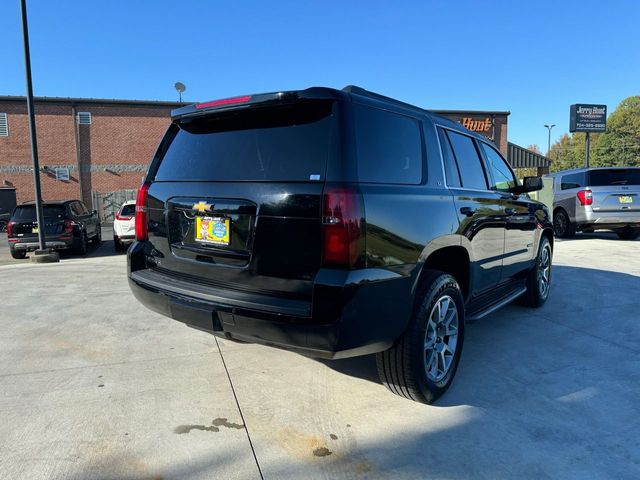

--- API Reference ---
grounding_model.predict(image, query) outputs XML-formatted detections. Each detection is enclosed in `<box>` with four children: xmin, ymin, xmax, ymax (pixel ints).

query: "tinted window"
<box><xmin>120</xmin><ymin>204</ymin><xmax>136</xmax><ymax>217</ymax></box>
<box><xmin>70</xmin><ymin>202</ymin><xmax>83</xmax><ymax>216</ymax></box>
<box><xmin>437</xmin><ymin>127</ymin><xmax>461</xmax><ymax>187</ymax></box>
<box><xmin>353</xmin><ymin>105</ymin><xmax>422</xmax><ymax>184</ymax></box>
<box><xmin>480</xmin><ymin>142</ymin><xmax>516</xmax><ymax>191</ymax></box>
<box><xmin>561</xmin><ymin>173</ymin><xmax>585</xmax><ymax>190</ymax></box>
<box><xmin>155</xmin><ymin>101</ymin><xmax>336</xmax><ymax>182</ymax></box>
<box><xmin>589</xmin><ymin>169</ymin><xmax>640</xmax><ymax>186</ymax></box>
<box><xmin>12</xmin><ymin>205</ymin><xmax>66</xmax><ymax>221</ymax></box>
<box><xmin>446</xmin><ymin>130</ymin><xmax>488</xmax><ymax>189</ymax></box>
<box><xmin>78</xmin><ymin>202</ymin><xmax>90</xmax><ymax>215</ymax></box>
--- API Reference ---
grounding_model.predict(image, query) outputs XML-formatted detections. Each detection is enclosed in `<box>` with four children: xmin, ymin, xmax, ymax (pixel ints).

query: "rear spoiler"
<box><xmin>171</xmin><ymin>87</ymin><xmax>344</xmax><ymax>121</ymax></box>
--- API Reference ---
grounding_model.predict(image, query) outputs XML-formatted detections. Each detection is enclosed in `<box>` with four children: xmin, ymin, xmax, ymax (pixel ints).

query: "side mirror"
<box><xmin>513</xmin><ymin>176</ymin><xmax>543</xmax><ymax>194</ymax></box>
<box><xmin>92</xmin><ymin>209</ymin><xmax>98</xmax><ymax>216</ymax></box>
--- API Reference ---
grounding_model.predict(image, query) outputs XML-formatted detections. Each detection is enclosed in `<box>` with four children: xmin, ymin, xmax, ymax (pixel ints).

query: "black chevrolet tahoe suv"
<box><xmin>128</xmin><ymin>86</ymin><xmax>553</xmax><ymax>404</ymax></box>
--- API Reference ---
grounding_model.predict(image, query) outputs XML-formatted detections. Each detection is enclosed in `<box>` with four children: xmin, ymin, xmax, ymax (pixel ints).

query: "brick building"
<box><xmin>0</xmin><ymin>95</ymin><xmax>549</xmax><ymax>217</ymax></box>
<box><xmin>0</xmin><ymin>96</ymin><xmax>182</xmax><ymax>209</ymax></box>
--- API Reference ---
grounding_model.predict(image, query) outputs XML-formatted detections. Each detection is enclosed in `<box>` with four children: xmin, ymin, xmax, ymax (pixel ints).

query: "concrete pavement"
<box><xmin>0</xmin><ymin>232</ymin><xmax>639</xmax><ymax>479</ymax></box>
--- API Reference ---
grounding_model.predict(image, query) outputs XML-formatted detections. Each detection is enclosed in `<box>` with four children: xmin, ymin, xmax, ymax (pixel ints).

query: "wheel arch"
<box><xmin>414</xmin><ymin>245</ymin><xmax>471</xmax><ymax>302</ymax></box>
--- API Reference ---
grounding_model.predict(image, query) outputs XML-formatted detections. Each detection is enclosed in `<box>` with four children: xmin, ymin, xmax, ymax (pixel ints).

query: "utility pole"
<box><xmin>20</xmin><ymin>0</ymin><xmax>59</xmax><ymax>262</ymax></box>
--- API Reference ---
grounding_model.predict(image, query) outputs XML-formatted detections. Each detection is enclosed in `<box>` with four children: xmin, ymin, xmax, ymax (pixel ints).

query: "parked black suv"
<box><xmin>7</xmin><ymin>200</ymin><xmax>101</xmax><ymax>258</ymax></box>
<box><xmin>128</xmin><ymin>86</ymin><xmax>553</xmax><ymax>404</ymax></box>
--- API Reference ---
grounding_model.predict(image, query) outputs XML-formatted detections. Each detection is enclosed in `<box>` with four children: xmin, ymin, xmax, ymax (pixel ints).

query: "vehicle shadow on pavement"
<box><xmin>557</xmin><ymin>231</ymin><xmax>638</xmax><ymax>241</ymax></box>
<box><xmin>318</xmin><ymin>265</ymin><xmax>640</xmax><ymax>406</ymax></box>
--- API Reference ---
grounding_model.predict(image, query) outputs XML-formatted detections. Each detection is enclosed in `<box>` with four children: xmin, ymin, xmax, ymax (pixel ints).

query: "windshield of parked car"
<box><xmin>12</xmin><ymin>205</ymin><xmax>66</xmax><ymax>221</ymax></box>
<box><xmin>589</xmin><ymin>169</ymin><xmax>640</xmax><ymax>186</ymax></box>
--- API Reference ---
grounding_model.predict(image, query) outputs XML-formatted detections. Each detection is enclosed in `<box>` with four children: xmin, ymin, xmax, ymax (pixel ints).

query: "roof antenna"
<box><xmin>174</xmin><ymin>82</ymin><xmax>186</xmax><ymax>103</ymax></box>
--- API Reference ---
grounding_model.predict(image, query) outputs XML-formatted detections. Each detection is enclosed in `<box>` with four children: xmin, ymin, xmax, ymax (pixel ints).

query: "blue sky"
<box><xmin>1</xmin><ymin>0</ymin><xmax>639</xmax><ymax>151</ymax></box>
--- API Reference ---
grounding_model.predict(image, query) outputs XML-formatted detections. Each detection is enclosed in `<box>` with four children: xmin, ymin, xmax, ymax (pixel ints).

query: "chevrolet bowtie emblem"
<box><xmin>192</xmin><ymin>201</ymin><xmax>212</xmax><ymax>213</ymax></box>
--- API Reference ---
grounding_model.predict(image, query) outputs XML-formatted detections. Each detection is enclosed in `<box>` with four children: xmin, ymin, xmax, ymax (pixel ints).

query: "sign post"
<box><xmin>569</xmin><ymin>104</ymin><xmax>607</xmax><ymax>168</ymax></box>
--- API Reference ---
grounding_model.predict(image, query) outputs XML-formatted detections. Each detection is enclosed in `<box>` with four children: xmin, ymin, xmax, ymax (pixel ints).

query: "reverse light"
<box><xmin>321</xmin><ymin>186</ymin><xmax>365</xmax><ymax>269</ymax></box>
<box><xmin>577</xmin><ymin>189</ymin><xmax>593</xmax><ymax>206</ymax></box>
<box><xmin>195</xmin><ymin>95</ymin><xmax>252</xmax><ymax>110</ymax></box>
<box><xmin>135</xmin><ymin>183</ymin><xmax>150</xmax><ymax>241</ymax></box>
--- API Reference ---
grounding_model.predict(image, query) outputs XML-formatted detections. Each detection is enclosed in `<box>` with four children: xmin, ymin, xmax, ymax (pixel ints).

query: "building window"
<box><xmin>77</xmin><ymin>112</ymin><xmax>92</xmax><ymax>125</ymax></box>
<box><xmin>0</xmin><ymin>113</ymin><xmax>8</xmax><ymax>136</ymax></box>
<box><xmin>55</xmin><ymin>168</ymin><xmax>70</xmax><ymax>182</ymax></box>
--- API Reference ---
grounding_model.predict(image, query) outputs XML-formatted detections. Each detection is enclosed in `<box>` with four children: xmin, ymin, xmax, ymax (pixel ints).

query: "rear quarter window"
<box><xmin>353</xmin><ymin>104</ymin><xmax>423</xmax><ymax>185</ymax></box>
<box><xmin>561</xmin><ymin>173</ymin><xmax>585</xmax><ymax>190</ymax></box>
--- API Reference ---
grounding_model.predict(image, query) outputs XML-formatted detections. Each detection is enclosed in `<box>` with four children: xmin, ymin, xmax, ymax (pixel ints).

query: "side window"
<box><xmin>353</xmin><ymin>104</ymin><xmax>422</xmax><ymax>184</ymax></box>
<box><xmin>445</xmin><ymin>130</ymin><xmax>488</xmax><ymax>190</ymax></box>
<box><xmin>561</xmin><ymin>173</ymin><xmax>584</xmax><ymax>190</ymax></box>
<box><xmin>480</xmin><ymin>142</ymin><xmax>516</xmax><ymax>192</ymax></box>
<box><xmin>437</xmin><ymin>127</ymin><xmax>461</xmax><ymax>187</ymax></box>
<box><xmin>78</xmin><ymin>202</ymin><xmax>90</xmax><ymax>215</ymax></box>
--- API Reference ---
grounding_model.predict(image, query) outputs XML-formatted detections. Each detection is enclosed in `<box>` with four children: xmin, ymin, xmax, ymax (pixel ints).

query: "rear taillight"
<box><xmin>135</xmin><ymin>183</ymin><xmax>150</xmax><ymax>241</ymax></box>
<box><xmin>115</xmin><ymin>212</ymin><xmax>132</xmax><ymax>221</ymax></box>
<box><xmin>7</xmin><ymin>221</ymin><xmax>16</xmax><ymax>237</ymax></box>
<box><xmin>321</xmin><ymin>186</ymin><xmax>365</xmax><ymax>269</ymax></box>
<box><xmin>63</xmin><ymin>219</ymin><xmax>74</xmax><ymax>233</ymax></box>
<box><xmin>577</xmin><ymin>189</ymin><xmax>593</xmax><ymax>206</ymax></box>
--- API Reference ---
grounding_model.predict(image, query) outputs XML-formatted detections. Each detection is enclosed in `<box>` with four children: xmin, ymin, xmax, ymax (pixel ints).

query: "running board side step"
<box><xmin>466</xmin><ymin>286</ymin><xmax>527</xmax><ymax>323</ymax></box>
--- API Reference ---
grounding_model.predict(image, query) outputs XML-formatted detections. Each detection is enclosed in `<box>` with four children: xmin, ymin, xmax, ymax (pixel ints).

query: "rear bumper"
<box><xmin>127</xmin><ymin>243</ymin><xmax>413</xmax><ymax>359</ymax></box>
<box><xmin>11</xmin><ymin>238</ymin><xmax>73</xmax><ymax>251</ymax></box>
<box><xmin>576</xmin><ymin>209</ymin><xmax>640</xmax><ymax>230</ymax></box>
<box><xmin>115</xmin><ymin>233</ymin><xmax>135</xmax><ymax>244</ymax></box>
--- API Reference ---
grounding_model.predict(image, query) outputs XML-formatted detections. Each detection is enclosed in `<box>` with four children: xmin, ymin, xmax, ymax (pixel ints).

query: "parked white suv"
<box><xmin>113</xmin><ymin>200</ymin><xmax>136</xmax><ymax>252</ymax></box>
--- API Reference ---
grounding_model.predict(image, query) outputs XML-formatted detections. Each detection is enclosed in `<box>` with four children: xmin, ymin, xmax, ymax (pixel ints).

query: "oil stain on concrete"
<box><xmin>174</xmin><ymin>417</ymin><xmax>244</xmax><ymax>434</ymax></box>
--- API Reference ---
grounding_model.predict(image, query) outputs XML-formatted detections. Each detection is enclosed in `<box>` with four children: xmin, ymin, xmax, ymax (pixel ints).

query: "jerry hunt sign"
<box><xmin>570</xmin><ymin>104</ymin><xmax>607</xmax><ymax>132</ymax></box>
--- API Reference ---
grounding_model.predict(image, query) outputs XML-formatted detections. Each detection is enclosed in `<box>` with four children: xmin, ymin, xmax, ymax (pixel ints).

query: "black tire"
<box><xmin>521</xmin><ymin>236</ymin><xmax>553</xmax><ymax>308</ymax></box>
<box><xmin>10</xmin><ymin>249</ymin><xmax>26</xmax><ymax>259</ymax></box>
<box><xmin>92</xmin><ymin>225</ymin><xmax>102</xmax><ymax>245</ymax></box>
<box><xmin>114</xmin><ymin>236</ymin><xmax>123</xmax><ymax>252</ymax></box>
<box><xmin>76</xmin><ymin>232</ymin><xmax>88</xmax><ymax>255</ymax></box>
<box><xmin>616</xmin><ymin>227</ymin><xmax>640</xmax><ymax>240</ymax></box>
<box><xmin>553</xmin><ymin>209</ymin><xmax>575</xmax><ymax>238</ymax></box>
<box><xmin>376</xmin><ymin>271</ymin><xmax>465</xmax><ymax>404</ymax></box>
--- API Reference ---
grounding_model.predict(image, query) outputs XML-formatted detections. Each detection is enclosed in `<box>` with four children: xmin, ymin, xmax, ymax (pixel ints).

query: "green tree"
<box><xmin>595</xmin><ymin>96</ymin><xmax>640</xmax><ymax>167</ymax></box>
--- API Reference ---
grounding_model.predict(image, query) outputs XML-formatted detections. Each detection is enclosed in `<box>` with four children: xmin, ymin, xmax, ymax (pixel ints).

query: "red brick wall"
<box><xmin>0</xmin><ymin>100</ymin><xmax>173</xmax><ymax>207</ymax></box>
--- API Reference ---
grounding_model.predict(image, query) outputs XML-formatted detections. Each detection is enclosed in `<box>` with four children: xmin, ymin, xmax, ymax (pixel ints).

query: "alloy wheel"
<box><xmin>424</xmin><ymin>295</ymin><xmax>459</xmax><ymax>382</ymax></box>
<box><xmin>538</xmin><ymin>244</ymin><xmax>551</xmax><ymax>298</ymax></box>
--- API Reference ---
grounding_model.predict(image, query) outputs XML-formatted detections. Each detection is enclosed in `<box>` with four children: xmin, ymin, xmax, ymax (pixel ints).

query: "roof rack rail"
<box><xmin>342</xmin><ymin>85</ymin><xmax>426</xmax><ymax>113</ymax></box>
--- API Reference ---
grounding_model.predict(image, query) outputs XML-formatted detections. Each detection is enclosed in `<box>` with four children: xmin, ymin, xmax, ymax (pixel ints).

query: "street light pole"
<box><xmin>20</xmin><ymin>0</ymin><xmax>58</xmax><ymax>262</ymax></box>
<box><xmin>20</xmin><ymin>0</ymin><xmax>46</xmax><ymax>251</ymax></box>
<box><xmin>544</xmin><ymin>124</ymin><xmax>556</xmax><ymax>157</ymax></box>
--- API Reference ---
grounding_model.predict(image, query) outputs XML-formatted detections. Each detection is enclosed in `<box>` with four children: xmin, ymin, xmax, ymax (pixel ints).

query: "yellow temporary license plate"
<box><xmin>195</xmin><ymin>216</ymin><xmax>230</xmax><ymax>246</ymax></box>
<box><xmin>618</xmin><ymin>196</ymin><xmax>633</xmax><ymax>204</ymax></box>
<box><xmin>32</xmin><ymin>227</ymin><xmax>39</xmax><ymax>234</ymax></box>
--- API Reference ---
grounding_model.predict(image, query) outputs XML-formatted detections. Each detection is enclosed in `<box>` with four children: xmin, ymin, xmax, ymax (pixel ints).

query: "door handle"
<box><xmin>460</xmin><ymin>207</ymin><xmax>477</xmax><ymax>217</ymax></box>
<box><xmin>504</xmin><ymin>208</ymin><xmax>516</xmax><ymax>216</ymax></box>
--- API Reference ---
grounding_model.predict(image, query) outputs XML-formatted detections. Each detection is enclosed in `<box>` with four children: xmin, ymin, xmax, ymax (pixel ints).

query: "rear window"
<box><xmin>120</xmin><ymin>204</ymin><xmax>135</xmax><ymax>217</ymax></box>
<box><xmin>353</xmin><ymin>104</ymin><xmax>422</xmax><ymax>184</ymax></box>
<box><xmin>12</xmin><ymin>205</ymin><xmax>66</xmax><ymax>221</ymax></box>
<box><xmin>588</xmin><ymin>169</ymin><xmax>640</xmax><ymax>186</ymax></box>
<box><xmin>154</xmin><ymin>101</ymin><xmax>336</xmax><ymax>182</ymax></box>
